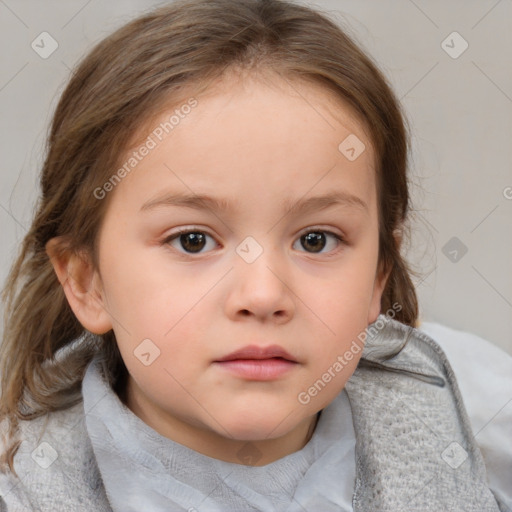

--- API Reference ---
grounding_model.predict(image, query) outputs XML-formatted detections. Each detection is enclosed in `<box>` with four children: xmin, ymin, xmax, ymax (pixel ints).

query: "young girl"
<box><xmin>0</xmin><ymin>0</ymin><xmax>510</xmax><ymax>510</ymax></box>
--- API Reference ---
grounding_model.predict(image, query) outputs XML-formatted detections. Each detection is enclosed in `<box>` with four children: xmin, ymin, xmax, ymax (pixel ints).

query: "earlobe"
<box><xmin>46</xmin><ymin>238</ymin><xmax>113</xmax><ymax>334</ymax></box>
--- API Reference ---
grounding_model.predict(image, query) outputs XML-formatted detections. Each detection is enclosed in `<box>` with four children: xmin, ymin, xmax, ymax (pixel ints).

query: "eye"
<box><xmin>292</xmin><ymin>229</ymin><xmax>344</xmax><ymax>255</ymax></box>
<box><xmin>163</xmin><ymin>228</ymin><xmax>344</xmax><ymax>256</ymax></box>
<box><xmin>164</xmin><ymin>230</ymin><xmax>218</xmax><ymax>254</ymax></box>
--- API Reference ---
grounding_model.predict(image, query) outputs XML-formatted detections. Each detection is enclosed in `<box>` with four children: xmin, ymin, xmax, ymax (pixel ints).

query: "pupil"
<box><xmin>181</xmin><ymin>232</ymin><xmax>205</xmax><ymax>253</ymax></box>
<box><xmin>302</xmin><ymin>232</ymin><xmax>325</xmax><ymax>253</ymax></box>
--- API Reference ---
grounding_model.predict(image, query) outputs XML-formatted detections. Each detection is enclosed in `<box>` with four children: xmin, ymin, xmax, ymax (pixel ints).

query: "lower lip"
<box><xmin>214</xmin><ymin>358</ymin><xmax>297</xmax><ymax>380</ymax></box>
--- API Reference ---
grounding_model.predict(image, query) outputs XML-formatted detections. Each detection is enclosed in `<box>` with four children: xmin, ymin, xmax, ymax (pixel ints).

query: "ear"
<box><xmin>46</xmin><ymin>237</ymin><xmax>113</xmax><ymax>334</ymax></box>
<box><xmin>367</xmin><ymin>229</ymin><xmax>402</xmax><ymax>324</ymax></box>
<box><xmin>367</xmin><ymin>262</ymin><xmax>390</xmax><ymax>324</ymax></box>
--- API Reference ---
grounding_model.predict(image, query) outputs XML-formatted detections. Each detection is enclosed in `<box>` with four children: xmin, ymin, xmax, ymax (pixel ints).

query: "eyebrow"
<box><xmin>140</xmin><ymin>191</ymin><xmax>368</xmax><ymax>215</ymax></box>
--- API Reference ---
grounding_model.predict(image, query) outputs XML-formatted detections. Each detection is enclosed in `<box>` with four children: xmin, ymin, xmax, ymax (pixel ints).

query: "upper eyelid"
<box><xmin>296</xmin><ymin>226</ymin><xmax>344</xmax><ymax>238</ymax></box>
<box><xmin>166</xmin><ymin>226</ymin><xmax>344</xmax><ymax>239</ymax></box>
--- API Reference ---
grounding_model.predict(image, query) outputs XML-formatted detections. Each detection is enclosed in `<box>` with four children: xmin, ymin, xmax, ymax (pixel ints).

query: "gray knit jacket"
<box><xmin>0</xmin><ymin>319</ymin><xmax>504</xmax><ymax>511</ymax></box>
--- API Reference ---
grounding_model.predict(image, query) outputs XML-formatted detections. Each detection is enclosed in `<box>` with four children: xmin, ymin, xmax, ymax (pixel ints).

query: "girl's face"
<box><xmin>92</xmin><ymin>73</ymin><xmax>386</xmax><ymax>464</ymax></box>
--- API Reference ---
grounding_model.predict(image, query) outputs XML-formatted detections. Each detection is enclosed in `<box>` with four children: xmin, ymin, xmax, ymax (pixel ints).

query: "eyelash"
<box><xmin>161</xmin><ymin>227</ymin><xmax>346</xmax><ymax>257</ymax></box>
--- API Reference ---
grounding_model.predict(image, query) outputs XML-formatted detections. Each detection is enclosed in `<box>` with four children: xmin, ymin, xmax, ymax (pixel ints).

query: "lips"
<box><xmin>214</xmin><ymin>344</ymin><xmax>297</xmax><ymax>363</ymax></box>
<box><xmin>213</xmin><ymin>344</ymin><xmax>298</xmax><ymax>380</ymax></box>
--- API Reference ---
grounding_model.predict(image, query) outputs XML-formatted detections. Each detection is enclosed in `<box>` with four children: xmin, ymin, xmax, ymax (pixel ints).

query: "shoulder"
<box><xmin>418</xmin><ymin>321</ymin><xmax>512</xmax><ymax>510</ymax></box>
<box><xmin>417</xmin><ymin>321</ymin><xmax>512</xmax><ymax>438</ymax></box>
<box><xmin>0</xmin><ymin>401</ymin><xmax>111</xmax><ymax>512</ymax></box>
<box><xmin>347</xmin><ymin>318</ymin><xmax>503</xmax><ymax>510</ymax></box>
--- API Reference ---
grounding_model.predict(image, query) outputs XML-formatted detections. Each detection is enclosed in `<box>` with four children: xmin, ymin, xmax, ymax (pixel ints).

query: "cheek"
<box><xmin>302</xmin><ymin>247</ymin><xmax>378</xmax><ymax>381</ymax></box>
<box><xmin>99</xmin><ymin>246</ymin><xmax>216</xmax><ymax>368</ymax></box>
<box><xmin>319</xmin><ymin>253</ymin><xmax>379</xmax><ymax>323</ymax></box>
<box><xmin>98</xmin><ymin>239</ymin><xmax>185</xmax><ymax>328</ymax></box>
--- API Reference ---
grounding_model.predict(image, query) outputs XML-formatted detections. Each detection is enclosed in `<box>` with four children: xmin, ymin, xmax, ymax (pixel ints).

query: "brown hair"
<box><xmin>0</xmin><ymin>0</ymin><xmax>417</xmax><ymax>472</ymax></box>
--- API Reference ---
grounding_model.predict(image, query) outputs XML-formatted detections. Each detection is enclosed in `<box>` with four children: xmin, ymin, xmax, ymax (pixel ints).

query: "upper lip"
<box><xmin>215</xmin><ymin>344</ymin><xmax>298</xmax><ymax>363</ymax></box>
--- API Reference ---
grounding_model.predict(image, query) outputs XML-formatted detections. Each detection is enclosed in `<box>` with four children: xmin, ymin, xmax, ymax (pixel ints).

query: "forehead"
<box><xmin>131</xmin><ymin>68</ymin><xmax>375</xmax><ymax>162</ymax></box>
<box><xmin>112</xmin><ymin>70</ymin><xmax>377</xmax><ymax>216</ymax></box>
<box><xmin>238</xmin><ymin>71</ymin><xmax>368</xmax><ymax>150</ymax></box>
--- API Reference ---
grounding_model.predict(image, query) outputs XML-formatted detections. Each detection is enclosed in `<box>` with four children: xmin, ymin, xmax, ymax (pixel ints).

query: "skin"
<box><xmin>48</xmin><ymin>71</ymin><xmax>388</xmax><ymax>466</ymax></box>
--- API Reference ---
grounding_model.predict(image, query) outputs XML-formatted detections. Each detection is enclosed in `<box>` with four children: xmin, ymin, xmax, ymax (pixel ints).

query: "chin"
<box><xmin>216</xmin><ymin>409</ymin><xmax>303</xmax><ymax>442</ymax></box>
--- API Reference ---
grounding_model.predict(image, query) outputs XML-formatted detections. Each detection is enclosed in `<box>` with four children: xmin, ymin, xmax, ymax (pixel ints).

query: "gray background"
<box><xmin>1</xmin><ymin>0</ymin><xmax>511</xmax><ymax>353</ymax></box>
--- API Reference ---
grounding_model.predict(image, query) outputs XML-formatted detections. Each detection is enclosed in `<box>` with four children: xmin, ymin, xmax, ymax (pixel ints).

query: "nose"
<box><xmin>224</xmin><ymin>245</ymin><xmax>295</xmax><ymax>324</ymax></box>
